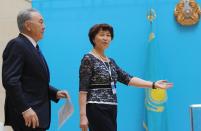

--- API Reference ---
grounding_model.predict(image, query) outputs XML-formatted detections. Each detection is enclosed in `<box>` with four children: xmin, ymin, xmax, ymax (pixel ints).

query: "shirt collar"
<box><xmin>21</xmin><ymin>33</ymin><xmax>37</xmax><ymax>48</ymax></box>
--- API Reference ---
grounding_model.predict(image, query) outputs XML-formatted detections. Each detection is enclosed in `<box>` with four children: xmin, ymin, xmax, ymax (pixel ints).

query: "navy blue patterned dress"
<box><xmin>79</xmin><ymin>53</ymin><xmax>133</xmax><ymax>131</ymax></box>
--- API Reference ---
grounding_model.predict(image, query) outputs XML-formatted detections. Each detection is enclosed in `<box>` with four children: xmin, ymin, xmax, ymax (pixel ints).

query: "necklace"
<box><xmin>92</xmin><ymin>49</ymin><xmax>108</xmax><ymax>62</ymax></box>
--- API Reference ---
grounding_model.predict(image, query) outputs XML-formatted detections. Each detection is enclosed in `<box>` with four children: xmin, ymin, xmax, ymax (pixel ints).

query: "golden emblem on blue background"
<box><xmin>175</xmin><ymin>0</ymin><xmax>201</xmax><ymax>26</ymax></box>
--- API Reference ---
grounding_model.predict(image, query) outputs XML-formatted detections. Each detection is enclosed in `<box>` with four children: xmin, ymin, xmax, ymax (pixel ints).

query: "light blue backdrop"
<box><xmin>33</xmin><ymin>0</ymin><xmax>201</xmax><ymax>131</ymax></box>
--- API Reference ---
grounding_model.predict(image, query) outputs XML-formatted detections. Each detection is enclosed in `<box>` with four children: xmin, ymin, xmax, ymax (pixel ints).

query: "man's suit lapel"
<box><xmin>18</xmin><ymin>34</ymin><xmax>50</xmax><ymax>81</ymax></box>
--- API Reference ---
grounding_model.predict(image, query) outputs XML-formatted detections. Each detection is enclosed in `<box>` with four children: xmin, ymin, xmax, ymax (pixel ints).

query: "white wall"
<box><xmin>0</xmin><ymin>0</ymin><xmax>31</xmax><ymax>130</ymax></box>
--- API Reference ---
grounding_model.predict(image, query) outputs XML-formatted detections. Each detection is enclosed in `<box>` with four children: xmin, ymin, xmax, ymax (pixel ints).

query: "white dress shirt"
<box><xmin>21</xmin><ymin>33</ymin><xmax>37</xmax><ymax>48</ymax></box>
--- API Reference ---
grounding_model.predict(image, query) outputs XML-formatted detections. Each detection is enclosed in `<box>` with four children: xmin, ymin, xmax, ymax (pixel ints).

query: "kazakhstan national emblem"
<box><xmin>174</xmin><ymin>0</ymin><xmax>201</xmax><ymax>26</ymax></box>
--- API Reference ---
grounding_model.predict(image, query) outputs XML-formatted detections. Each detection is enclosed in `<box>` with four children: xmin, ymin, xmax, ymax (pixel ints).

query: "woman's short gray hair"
<box><xmin>17</xmin><ymin>8</ymin><xmax>38</xmax><ymax>32</ymax></box>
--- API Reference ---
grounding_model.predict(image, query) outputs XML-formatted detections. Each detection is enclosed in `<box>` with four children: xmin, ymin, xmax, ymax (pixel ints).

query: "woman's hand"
<box><xmin>80</xmin><ymin>115</ymin><xmax>88</xmax><ymax>131</ymax></box>
<box><xmin>155</xmin><ymin>80</ymin><xmax>173</xmax><ymax>89</ymax></box>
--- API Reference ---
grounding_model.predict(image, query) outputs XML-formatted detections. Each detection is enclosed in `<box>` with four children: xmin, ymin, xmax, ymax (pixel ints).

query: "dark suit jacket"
<box><xmin>2</xmin><ymin>34</ymin><xmax>59</xmax><ymax>130</ymax></box>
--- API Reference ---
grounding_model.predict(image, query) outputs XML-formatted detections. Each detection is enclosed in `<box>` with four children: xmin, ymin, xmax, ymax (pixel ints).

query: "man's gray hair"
<box><xmin>17</xmin><ymin>8</ymin><xmax>38</xmax><ymax>32</ymax></box>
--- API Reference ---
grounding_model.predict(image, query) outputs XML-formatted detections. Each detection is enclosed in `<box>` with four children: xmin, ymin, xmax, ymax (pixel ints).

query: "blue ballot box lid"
<box><xmin>190</xmin><ymin>104</ymin><xmax>201</xmax><ymax>108</ymax></box>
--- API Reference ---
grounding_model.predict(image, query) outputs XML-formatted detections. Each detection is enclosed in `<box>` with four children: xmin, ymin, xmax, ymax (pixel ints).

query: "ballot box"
<box><xmin>190</xmin><ymin>104</ymin><xmax>201</xmax><ymax>131</ymax></box>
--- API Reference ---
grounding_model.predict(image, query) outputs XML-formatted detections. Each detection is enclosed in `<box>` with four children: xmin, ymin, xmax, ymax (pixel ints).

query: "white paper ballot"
<box><xmin>58</xmin><ymin>99</ymin><xmax>74</xmax><ymax>129</ymax></box>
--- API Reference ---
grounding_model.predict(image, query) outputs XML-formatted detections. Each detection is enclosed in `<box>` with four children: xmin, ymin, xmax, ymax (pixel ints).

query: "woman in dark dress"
<box><xmin>79</xmin><ymin>24</ymin><xmax>173</xmax><ymax>131</ymax></box>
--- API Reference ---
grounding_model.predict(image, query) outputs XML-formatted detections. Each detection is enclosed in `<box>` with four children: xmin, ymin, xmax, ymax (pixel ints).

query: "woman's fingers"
<box><xmin>155</xmin><ymin>80</ymin><xmax>173</xmax><ymax>89</ymax></box>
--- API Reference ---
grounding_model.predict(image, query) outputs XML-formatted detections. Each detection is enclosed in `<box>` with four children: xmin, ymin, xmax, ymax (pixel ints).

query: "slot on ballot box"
<box><xmin>190</xmin><ymin>104</ymin><xmax>201</xmax><ymax>131</ymax></box>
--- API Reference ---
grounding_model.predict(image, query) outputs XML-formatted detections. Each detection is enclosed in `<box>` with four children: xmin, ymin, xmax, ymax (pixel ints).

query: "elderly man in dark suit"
<box><xmin>2</xmin><ymin>8</ymin><xmax>70</xmax><ymax>131</ymax></box>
